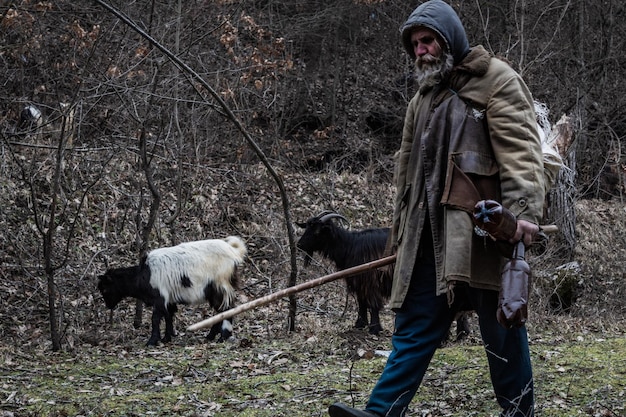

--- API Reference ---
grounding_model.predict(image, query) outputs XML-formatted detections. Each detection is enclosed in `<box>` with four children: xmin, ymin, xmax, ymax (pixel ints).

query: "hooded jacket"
<box><xmin>388</xmin><ymin>1</ymin><xmax>545</xmax><ymax>308</ymax></box>
<box><xmin>401</xmin><ymin>0</ymin><xmax>469</xmax><ymax>65</ymax></box>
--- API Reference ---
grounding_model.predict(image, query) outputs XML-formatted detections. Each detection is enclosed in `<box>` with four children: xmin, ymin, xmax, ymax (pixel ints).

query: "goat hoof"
<box><xmin>354</xmin><ymin>320</ymin><xmax>368</xmax><ymax>329</ymax></box>
<box><xmin>368</xmin><ymin>327</ymin><xmax>382</xmax><ymax>335</ymax></box>
<box><xmin>455</xmin><ymin>331</ymin><xmax>469</xmax><ymax>341</ymax></box>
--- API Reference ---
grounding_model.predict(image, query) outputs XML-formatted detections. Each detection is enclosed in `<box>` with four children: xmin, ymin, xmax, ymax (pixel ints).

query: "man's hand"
<box><xmin>512</xmin><ymin>219</ymin><xmax>539</xmax><ymax>247</ymax></box>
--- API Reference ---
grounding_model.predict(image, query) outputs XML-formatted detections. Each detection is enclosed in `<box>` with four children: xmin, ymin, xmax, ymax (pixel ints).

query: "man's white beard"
<box><xmin>414</xmin><ymin>51</ymin><xmax>454</xmax><ymax>88</ymax></box>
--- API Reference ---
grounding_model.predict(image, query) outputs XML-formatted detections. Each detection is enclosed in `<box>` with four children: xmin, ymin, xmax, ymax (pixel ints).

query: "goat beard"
<box><xmin>414</xmin><ymin>51</ymin><xmax>454</xmax><ymax>88</ymax></box>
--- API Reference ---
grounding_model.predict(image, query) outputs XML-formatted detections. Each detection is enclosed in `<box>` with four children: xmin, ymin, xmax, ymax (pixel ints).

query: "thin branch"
<box><xmin>93</xmin><ymin>0</ymin><xmax>301</xmax><ymax>327</ymax></box>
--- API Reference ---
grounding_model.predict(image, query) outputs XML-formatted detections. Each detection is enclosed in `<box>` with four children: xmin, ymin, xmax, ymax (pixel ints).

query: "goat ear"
<box><xmin>295</xmin><ymin>222</ymin><xmax>306</xmax><ymax>228</ymax></box>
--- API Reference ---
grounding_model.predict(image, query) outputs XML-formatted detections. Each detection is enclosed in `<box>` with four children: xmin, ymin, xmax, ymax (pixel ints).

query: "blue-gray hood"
<box><xmin>400</xmin><ymin>0</ymin><xmax>470</xmax><ymax>65</ymax></box>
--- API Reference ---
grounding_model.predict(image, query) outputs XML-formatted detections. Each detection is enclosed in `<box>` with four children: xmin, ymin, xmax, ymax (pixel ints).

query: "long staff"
<box><xmin>187</xmin><ymin>255</ymin><xmax>397</xmax><ymax>331</ymax></box>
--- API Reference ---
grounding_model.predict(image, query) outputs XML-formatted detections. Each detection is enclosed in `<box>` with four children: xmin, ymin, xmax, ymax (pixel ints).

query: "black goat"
<box><xmin>297</xmin><ymin>211</ymin><xmax>471</xmax><ymax>340</ymax></box>
<box><xmin>296</xmin><ymin>212</ymin><xmax>392</xmax><ymax>335</ymax></box>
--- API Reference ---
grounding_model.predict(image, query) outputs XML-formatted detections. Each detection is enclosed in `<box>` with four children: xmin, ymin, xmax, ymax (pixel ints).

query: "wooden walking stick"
<box><xmin>187</xmin><ymin>254</ymin><xmax>397</xmax><ymax>332</ymax></box>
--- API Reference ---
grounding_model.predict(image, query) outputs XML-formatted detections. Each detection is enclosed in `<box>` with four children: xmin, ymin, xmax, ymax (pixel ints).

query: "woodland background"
<box><xmin>0</xmin><ymin>1</ymin><xmax>624</xmax><ymax>416</ymax></box>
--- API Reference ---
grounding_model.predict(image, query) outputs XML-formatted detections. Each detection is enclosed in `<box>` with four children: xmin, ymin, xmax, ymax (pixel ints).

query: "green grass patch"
<box><xmin>1</xmin><ymin>335</ymin><xmax>623</xmax><ymax>416</ymax></box>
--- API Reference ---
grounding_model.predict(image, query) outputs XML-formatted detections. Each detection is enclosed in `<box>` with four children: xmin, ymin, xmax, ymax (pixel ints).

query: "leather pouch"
<box><xmin>497</xmin><ymin>241</ymin><xmax>531</xmax><ymax>328</ymax></box>
<box><xmin>441</xmin><ymin>152</ymin><xmax>500</xmax><ymax>213</ymax></box>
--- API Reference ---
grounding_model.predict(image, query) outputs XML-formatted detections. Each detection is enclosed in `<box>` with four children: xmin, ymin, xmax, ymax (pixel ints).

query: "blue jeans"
<box><xmin>365</xmin><ymin>258</ymin><xmax>534</xmax><ymax>417</ymax></box>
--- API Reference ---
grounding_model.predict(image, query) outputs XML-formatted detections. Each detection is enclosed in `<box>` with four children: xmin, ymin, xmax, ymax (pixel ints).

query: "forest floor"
<box><xmin>1</xmin><ymin>196</ymin><xmax>624</xmax><ymax>417</ymax></box>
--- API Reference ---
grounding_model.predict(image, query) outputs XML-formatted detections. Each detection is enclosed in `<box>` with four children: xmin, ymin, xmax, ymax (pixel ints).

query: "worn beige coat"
<box><xmin>388</xmin><ymin>46</ymin><xmax>545</xmax><ymax>309</ymax></box>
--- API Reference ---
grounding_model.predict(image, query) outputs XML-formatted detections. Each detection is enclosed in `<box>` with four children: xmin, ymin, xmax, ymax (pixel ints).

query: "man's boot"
<box><xmin>328</xmin><ymin>403</ymin><xmax>379</xmax><ymax>417</ymax></box>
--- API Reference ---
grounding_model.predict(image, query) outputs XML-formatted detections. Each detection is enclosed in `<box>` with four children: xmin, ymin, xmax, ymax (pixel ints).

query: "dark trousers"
<box><xmin>365</xmin><ymin>258</ymin><xmax>534</xmax><ymax>417</ymax></box>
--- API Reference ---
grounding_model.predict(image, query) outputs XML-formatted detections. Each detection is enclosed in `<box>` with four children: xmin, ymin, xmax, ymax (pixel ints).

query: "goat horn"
<box><xmin>314</xmin><ymin>210</ymin><xmax>335</xmax><ymax>220</ymax></box>
<box><xmin>319</xmin><ymin>212</ymin><xmax>349</xmax><ymax>225</ymax></box>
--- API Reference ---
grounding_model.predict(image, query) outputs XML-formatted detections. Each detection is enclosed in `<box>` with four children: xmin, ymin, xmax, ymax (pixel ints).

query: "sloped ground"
<box><xmin>0</xmin><ymin>171</ymin><xmax>624</xmax><ymax>416</ymax></box>
<box><xmin>528</xmin><ymin>199</ymin><xmax>626</xmax><ymax>330</ymax></box>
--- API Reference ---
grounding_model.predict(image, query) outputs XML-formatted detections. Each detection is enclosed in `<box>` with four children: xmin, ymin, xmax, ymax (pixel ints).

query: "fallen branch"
<box><xmin>187</xmin><ymin>255</ymin><xmax>397</xmax><ymax>331</ymax></box>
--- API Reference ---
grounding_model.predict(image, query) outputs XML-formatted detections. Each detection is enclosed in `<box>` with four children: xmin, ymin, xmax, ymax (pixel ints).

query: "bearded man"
<box><xmin>329</xmin><ymin>1</ymin><xmax>545</xmax><ymax>416</ymax></box>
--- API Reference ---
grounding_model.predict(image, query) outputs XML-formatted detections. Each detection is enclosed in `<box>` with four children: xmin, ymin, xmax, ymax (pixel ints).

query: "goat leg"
<box><xmin>147</xmin><ymin>307</ymin><xmax>163</xmax><ymax>346</ymax></box>
<box><xmin>355</xmin><ymin>299</ymin><xmax>369</xmax><ymax>330</ymax></box>
<box><xmin>368</xmin><ymin>307</ymin><xmax>382</xmax><ymax>335</ymax></box>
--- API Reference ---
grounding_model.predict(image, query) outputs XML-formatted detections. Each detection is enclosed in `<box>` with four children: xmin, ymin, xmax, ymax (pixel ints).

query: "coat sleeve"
<box><xmin>485</xmin><ymin>62</ymin><xmax>545</xmax><ymax>224</ymax></box>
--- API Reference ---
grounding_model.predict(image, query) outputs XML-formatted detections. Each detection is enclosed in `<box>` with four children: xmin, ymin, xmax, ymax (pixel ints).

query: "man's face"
<box><xmin>410</xmin><ymin>28</ymin><xmax>443</xmax><ymax>64</ymax></box>
<box><xmin>410</xmin><ymin>27</ymin><xmax>452</xmax><ymax>88</ymax></box>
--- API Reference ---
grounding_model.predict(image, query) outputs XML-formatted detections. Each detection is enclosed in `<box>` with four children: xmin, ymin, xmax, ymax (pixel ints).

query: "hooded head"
<box><xmin>400</xmin><ymin>0</ymin><xmax>470</xmax><ymax>65</ymax></box>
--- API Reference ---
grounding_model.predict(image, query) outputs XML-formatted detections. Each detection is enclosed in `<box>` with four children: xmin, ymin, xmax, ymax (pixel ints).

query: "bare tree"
<box><xmin>93</xmin><ymin>0</ymin><xmax>303</xmax><ymax>330</ymax></box>
<box><xmin>3</xmin><ymin>102</ymin><xmax>110</xmax><ymax>350</ymax></box>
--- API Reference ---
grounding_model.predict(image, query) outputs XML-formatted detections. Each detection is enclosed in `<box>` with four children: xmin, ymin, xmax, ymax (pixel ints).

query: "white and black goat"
<box><xmin>296</xmin><ymin>212</ymin><xmax>392</xmax><ymax>335</ymax></box>
<box><xmin>98</xmin><ymin>236</ymin><xmax>247</xmax><ymax>346</ymax></box>
<box><xmin>296</xmin><ymin>212</ymin><xmax>471</xmax><ymax>340</ymax></box>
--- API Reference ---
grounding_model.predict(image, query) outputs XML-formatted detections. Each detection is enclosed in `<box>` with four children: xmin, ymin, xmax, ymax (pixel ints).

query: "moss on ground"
<box><xmin>2</xmin><ymin>333</ymin><xmax>623</xmax><ymax>417</ymax></box>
